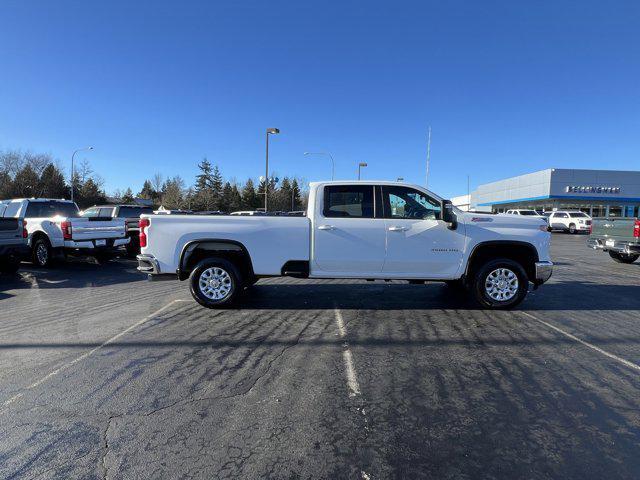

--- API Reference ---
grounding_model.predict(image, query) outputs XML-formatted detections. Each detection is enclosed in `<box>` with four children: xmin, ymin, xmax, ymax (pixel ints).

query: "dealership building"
<box><xmin>463</xmin><ymin>168</ymin><xmax>640</xmax><ymax>217</ymax></box>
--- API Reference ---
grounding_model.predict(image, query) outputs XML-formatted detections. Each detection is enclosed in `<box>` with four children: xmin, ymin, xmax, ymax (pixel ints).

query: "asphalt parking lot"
<box><xmin>1</xmin><ymin>234</ymin><xmax>640</xmax><ymax>480</ymax></box>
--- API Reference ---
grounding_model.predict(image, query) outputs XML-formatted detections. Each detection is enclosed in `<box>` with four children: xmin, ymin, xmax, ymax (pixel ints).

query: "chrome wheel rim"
<box><xmin>198</xmin><ymin>267</ymin><xmax>233</xmax><ymax>300</ymax></box>
<box><xmin>485</xmin><ymin>268</ymin><xmax>519</xmax><ymax>301</ymax></box>
<box><xmin>36</xmin><ymin>243</ymin><xmax>48</xmax><ymax>265</ymax></box>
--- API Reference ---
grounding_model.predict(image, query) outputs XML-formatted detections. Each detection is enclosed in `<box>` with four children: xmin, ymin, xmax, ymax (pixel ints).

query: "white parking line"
<box><xmin>1</xmin><ymin>299</ymin><xmax>188</xmax><ymax>410</ymax></box>
<box><xmin>334</xmin><ymin>306</ymin><xmax>361</xmax><ymax>397</ymax></box>
<box><xmin>521</xmin><ymin>311</ymin><xmax>640</xmax><ymax>373</ymax></box>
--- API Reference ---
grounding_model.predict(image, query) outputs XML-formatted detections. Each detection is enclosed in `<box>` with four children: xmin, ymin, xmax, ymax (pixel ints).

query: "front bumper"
<box><xmin>586</xmin><ymin>237</ymin><xmax>640</xmax><ymax>255</ymax></box>
<box><xmin>534</xmin><ymin>261</ymin><xmax>553</xmax><ymax>284</ymax></box>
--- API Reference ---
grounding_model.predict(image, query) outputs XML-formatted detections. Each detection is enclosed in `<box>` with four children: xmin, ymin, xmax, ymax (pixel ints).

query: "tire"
<box><xmin>568</xmin><ymin>223</ymin><xmax>576</xmax><ymax>234</ymax></box>
<box><xmin>0</xmin><ymin>259</ymin><xmax>20</xmax><ymax>274</ymax></box>
<box><xmin>189</xmin><ymin>258</ymin><xmax>242</xmax><ymax>308</ymax></box>
<box><xmin>469</xmin><ymin>258</ymin><xmax>529</xmax><ymax>309</ymax></box>
<box><xmin>31</xmin><ymin>237</ymin><xmax>52</xmax><ymax>267</ymax></box>
<box><xmin>608</xmin><ymin>251</ymin><xmax>639</xmax><ymax>264</ymax></box>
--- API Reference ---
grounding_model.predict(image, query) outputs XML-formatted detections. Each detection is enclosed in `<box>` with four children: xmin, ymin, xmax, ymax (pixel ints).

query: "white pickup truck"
<box><xmin>0</xmin><ymin>198</ymin><xmax>129</xmax><ymax>267</ymax></box>
<box><xmin>138</xmin><ymin>181</ymin><xmax>553</xmax><ymax>309</ymax></box>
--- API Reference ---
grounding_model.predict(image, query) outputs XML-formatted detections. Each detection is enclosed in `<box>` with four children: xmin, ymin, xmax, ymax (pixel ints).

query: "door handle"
<box><xmin>318</xmin><ymin>225</ymin><xmax>336</xmax><ymax>231</ymax></box>
<box><xmin>388</xmin><ymin>226</ymin><xmax>408</xmax><ymax>232</ymax></box>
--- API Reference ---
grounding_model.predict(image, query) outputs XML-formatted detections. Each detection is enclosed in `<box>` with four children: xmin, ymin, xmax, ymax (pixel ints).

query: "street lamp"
<box><xmin>397</xmin><ymin>177</ymin><xmax>404</xmax><ymax>182</ymax></box>
<box><xmin>264</xmin><ymin>128</ymin><xmax>280</xmax><ymax>212</ymax></box>
<box><xmin>304</xmin><ymin>152</ymin><xmax>335</xmax><ymax>180</ymax></box>
<box><xmin>357</xmin><ymin>162</ymin><xmax>367</xmax><ymax>180</ymax></box>
<box><xmin>71</xmin><ymin>146</ymin><xmax>93</xmax><ymax>203</ymax></box>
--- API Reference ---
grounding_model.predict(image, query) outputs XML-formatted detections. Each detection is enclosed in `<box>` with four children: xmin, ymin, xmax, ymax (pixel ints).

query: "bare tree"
<box><xmin>0</xmin><ymin>150</ymin><xmax>24</xmax><ymax>176</ymax></box>
<box><xmin>152</xmin><ymin>173</ymin><xmax>163</xmax><ymax>193</ymax></box>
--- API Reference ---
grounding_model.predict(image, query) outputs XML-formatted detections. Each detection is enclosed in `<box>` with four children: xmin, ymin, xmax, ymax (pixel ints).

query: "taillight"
<box><xmin>139</xmin><ymin>218</ymin><xmax>150</xmax><ymax>248</ymax></box>
<box><xmin>634</xmin><ymin>219</ymin><xmax>640</xmax><ymax>238</ymax></box>
<box><xmin>61</xmin><ymin>220</ymin><xmax>72</xmax><ymax>240</ymax></box>
<box><xmin>22</xmin><ymin>220</ymin><xmax>28</xmax><ymax>238</ymax></box>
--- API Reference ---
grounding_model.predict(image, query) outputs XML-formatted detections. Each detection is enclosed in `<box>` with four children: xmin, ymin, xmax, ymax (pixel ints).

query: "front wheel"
<box><xmin>609</xmin><ymin>251</ymin><xmax>639</xmax><ymax>264</ymax></box>
<box><xmin>469</xmin><ymin>259</ymin><xmax>529</xmax><ymax>309</ymax></box>
<box><xmin>568</xmin><ymin>223</ymin><xmax>577</xmax><ymax>234</ymax></box>
<box><xmin>189</xmin><ymin>258</ymin><xmax>242</xmax><ymax>308</ymax></box>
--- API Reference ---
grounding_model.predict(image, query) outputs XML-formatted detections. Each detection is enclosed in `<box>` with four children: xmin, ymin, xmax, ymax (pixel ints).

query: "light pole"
<box><xmin>397</xmin><ymin>177</ymin><xmax>404</xmax><ymax>182</ymax></box>
<box><xmin>264</xmin><ymin>128</ymin><xmax>280</xmax><ymax>212</ymax></box>
<box><xmin>357</xmin><ymin>162</ymin><xmax>367</xmax><ymax>180</ymax></box>
<box><xmin>304</xmin><ymin>152</ymin><xmax>335</xmax><ymax>180</ymax></box>
<box><xmin>71</xmin><ymin>146</ymin><xmax>93</xmax><ymax>203</ymax></box>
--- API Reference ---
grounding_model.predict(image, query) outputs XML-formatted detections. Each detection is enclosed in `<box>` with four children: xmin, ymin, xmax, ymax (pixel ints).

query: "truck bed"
<box><xmin>141</xmin><ymin>214</ymin><xmax>310</xmax><ymax>276</ymax></box>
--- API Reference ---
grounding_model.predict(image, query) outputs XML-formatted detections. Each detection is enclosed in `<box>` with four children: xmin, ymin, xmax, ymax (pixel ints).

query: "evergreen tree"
<box><xmin>138</xmin><ymin>180</ymin><xmax>155</xmax><ymax>200</ymax></box>
<box><xmin>12</xmin><ymin>164</ymin><xmax>40</xmax><ymax>198</ymax></box>
<box><xmin>39</xmin><ymin>163</ymin><xmax>67</xmax><ymax>199</ymax></box>
<box><xmin>211</xmin><ymin>165</ymin><xmax>223</xmax><ymax>208</ymax></box>
<box><xmin>194</xmin><ymin>158</ymin><xmax>214</xmax><ymax>210</ymax></box>
<box><xmin>241</xmin><ymin>178</ymin><xmax>260</xmax><ymax>210</ymax></box>
<box><xmin>121</xmin><ymin>188</ymin><xmax>135</xmax><ymax>204</ymax></box>
<box><xmin>230</xmin><ymin>184</ymin><xmax>243</xmax><ymax>212</ymax></box>
<box><xmin>291</xmin><ymin>179</ymin><xmax>302</xmax><ymax>211</ymax></box>
<box><xmin>278</xmin><ymin>177</ymin><xmax>293</xmax><ymax>211</ymax></box>
<box><xmin>219</xmin><ymin>182</ymin><xmax>234</xmax><ymax>212</ymax></box>
<box><xmin>161</xmin><ymin>176</ymin><xmax>185</xmax><ymax>209</ymax></box>
<box><xmin>77</xmin><ymin>178</ymin><xmax>106</xmax><ymax>208</ymax></box>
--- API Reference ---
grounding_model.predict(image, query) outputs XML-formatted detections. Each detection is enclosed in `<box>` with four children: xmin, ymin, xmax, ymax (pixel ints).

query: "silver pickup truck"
<box><xmin>587</xmin><ymin>217</ymin><xmax>640</xmax><ymax>263</ymax></box>
<box><xmin>0</xmin><ymin>217</ymin><xmax>29</xmax><ymax>274</ymax></box>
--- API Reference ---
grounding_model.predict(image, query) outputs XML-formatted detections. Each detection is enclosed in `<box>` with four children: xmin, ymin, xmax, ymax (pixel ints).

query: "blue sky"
<box><xmin>1</xmin><ymin>1</ymin><xmax>638</xmax><ymax>198</ymax></box>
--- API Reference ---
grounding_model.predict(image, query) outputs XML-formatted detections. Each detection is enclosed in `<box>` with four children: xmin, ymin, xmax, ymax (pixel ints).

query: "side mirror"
<box><xmin>441</xmin><ymin>200</ymin><xmax>458</xmax><ymax>230</ymax></box>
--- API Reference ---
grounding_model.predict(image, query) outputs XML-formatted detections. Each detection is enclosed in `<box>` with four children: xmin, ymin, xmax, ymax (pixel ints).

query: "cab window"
<box><xmin>381</xmin><ymin>186</ymin><xmax>441</xmax><ymax>220</ymax></box>
<box><xmin>323</xmin><ymin>185</ymin><xmax>374</xmax><ymax>218</ymax></box>
<box><xmin>82</xmin><ymin>208</ymin><xmax>100</xmax><ymax>218</ymax></box>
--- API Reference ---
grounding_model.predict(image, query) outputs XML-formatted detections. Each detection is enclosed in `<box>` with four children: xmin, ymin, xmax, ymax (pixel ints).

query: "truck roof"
<box><xmin>1</xmin><ymin>198</ymin><xmax>74</xmax><ymax>203</ymax></box>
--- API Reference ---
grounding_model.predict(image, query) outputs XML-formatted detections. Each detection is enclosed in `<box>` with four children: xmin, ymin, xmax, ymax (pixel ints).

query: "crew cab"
<box><xmin>0</xmin><ymin>198</ymin><xmax>129</xmax><ymax>267</ymax></box>
<box><xmin>82</xmin><ymin>204</ymin><xmax>154</xmax><ymax>255</ymax></box>
<box><xmin>547</xmin><ymin>210</ymin><xmax>592</xmax><ymax>234</ymax></box>
<box><xmin>587</xmin><ymin>217</ymin><xmax>640</xmax><ymax>263</ymax></box>
<box><xmin>0</xmin><ymin>215</ymin><xmax>29</xmax><ymax>274</ymax></box>
<box><xmin>138</xmin><ymin>181</ymin><xmax>553</xmax><ymax>309</ymax></box>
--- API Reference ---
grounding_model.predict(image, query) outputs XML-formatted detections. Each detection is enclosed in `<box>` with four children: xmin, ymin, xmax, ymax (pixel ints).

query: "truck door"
<box><xmin>380</xmin><ymin>185</ymin><xmax>465</xmax><ymax>278</ymax></box>
<box><xmin>312</xmin><ymin>184</ymin><xmax>386</xmax><ymax>275</ymax></box>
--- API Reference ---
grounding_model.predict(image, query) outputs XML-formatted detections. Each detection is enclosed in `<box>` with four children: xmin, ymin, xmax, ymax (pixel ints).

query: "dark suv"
<box><xmin>82</xmin><ymin>204</ymin><xmax>154</xmax><ymax>256</ymax></box>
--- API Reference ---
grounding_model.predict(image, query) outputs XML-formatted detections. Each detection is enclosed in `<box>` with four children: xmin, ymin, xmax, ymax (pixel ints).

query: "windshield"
<box><xmin>569</xmin><ymin>212</ymin><xmax>589</xmax><ymax>218</ymax></box>
<box><xmin>519</xmin><ymin>211</ymin><xmax>538</xmax><ymax>216</ymax></box>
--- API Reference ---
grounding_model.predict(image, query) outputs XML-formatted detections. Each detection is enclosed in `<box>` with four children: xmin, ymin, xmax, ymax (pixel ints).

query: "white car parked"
<box><xmin>138</xmin><ymin>181</ymin><xmax>553</xmax><ymax>310</ymax></box>
<box><xmin>546</xmin><ymin>210</ymin><xmax>592</xmax><ymax>234</ymax></box>
<box><xmin>0</xmin><ymin>198</ymin><xmax>129</xmax><ymax>266</ymax></box>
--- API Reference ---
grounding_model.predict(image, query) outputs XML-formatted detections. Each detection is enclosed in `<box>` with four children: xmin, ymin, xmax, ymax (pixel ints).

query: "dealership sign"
<box><xmin>565</xmin><ymin>185</ymin><xmax>621</xmax><ymax>194</ymax></box>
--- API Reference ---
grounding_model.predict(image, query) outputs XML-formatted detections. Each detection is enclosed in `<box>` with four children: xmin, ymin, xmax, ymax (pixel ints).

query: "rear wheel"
<box><xmin>469</xmin><ymin>258</ymin><xmax>529</xmax><ymax>309</ymax></box>
<box><xmin>189</xmin><ymin>258</ymin><xmax>241</xmax><ymax>308</ymax></box>
<box><xmin>31</xmin><ymin>237</ymin><xmax>52</xmax><ymax>267</ymax></box>
<box><xmin>609</xmin><ymin>251</ymin><xmax>639</xmax><ymax>264</ymax></box>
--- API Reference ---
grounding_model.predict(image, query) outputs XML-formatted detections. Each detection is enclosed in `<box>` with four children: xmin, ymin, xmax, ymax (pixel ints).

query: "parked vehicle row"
<box><xmin>587</xmin><ymin>217</ymin><xmax>640</xmax><ymax>264</ymax></box>
<box><xmin>138</xmin><ymin>181</ymin><xmax>554</xmax><ymax>310</ymax></box>
<box><xmin>0</xmin><ymin>198</ymin><xmax>129</xmax><ymax>267</ymax></box>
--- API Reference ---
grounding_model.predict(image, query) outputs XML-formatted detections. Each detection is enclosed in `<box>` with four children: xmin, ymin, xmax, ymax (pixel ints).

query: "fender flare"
<box><xmin>178</xmin><ymin>239</ymin><xmax>255</xmax><ymax>280</ymax></box>
<box><xmin>464</xmin><ymin>240</ymin><xmax>539</xmax><ymax>277</ymax></box>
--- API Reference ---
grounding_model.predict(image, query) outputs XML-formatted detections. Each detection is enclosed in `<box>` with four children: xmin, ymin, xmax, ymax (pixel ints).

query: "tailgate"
<box><xmin>0</xmin><ymin>218</ymin><xmax>22</xmax><ymax>239</ymax></box>
<box><xmin>70</xmin><ymin>218</ymin><xmax>126</xmax><ymax>240</ymax></box>
<box><xmin>590</xmin><ymin>218</ymin><xmax>636</xmax><ymax>240</ymax></box>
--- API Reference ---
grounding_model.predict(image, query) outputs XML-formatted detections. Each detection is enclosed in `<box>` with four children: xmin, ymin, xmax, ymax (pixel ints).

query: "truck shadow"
<box><xmin>238</xmin><ymin>280</ymin><xmax>640</xmax><ymax>312</ymax></box>
<box><xmin>0</xmin><ymin>259</ymin><xmax>143</xmax><ymax>294</ymax></box>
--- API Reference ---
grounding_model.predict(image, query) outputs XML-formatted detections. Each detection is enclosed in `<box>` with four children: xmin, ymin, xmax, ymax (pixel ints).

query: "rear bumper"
<box><xmin>137</xmin><ymin>254</ymin><xmax>176</xmax><ymax>281</ymax></box>
<box><xmin>64</xmin><ymin>237</ymin><xmax>130</xmax><ymax>250</ymax></box>
<box><xmin>534</xmin><ymin>261</ymin><xmax>553</xmax><ymax>284</ymax></box>
<box><xmin>587</xmin><ymin>237</ymin><xmax>640</xmax><ymax>255</ymax></box>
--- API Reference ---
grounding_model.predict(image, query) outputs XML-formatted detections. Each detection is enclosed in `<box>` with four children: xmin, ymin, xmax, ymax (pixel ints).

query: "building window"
<box><xmin>608</xmin><ymin>206</ymin><xmax>623</xmax><ymax>217</ymax></box>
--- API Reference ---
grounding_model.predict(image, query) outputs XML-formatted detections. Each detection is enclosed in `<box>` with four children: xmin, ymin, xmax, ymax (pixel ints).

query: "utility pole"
<box><xmin>425</xmin><ymin>126</ymin><xmax>432</xmax><ymax>189</ymax></box>
<box><xmin>264</xmin><ymin>128</ymin><xmax>280</xmax><ymax>212</ymax></box>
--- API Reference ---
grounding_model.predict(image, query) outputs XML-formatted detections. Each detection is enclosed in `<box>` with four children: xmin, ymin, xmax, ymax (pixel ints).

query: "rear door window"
<box><xmin>323</xmin><ymin>185</ymin><xmax>375</xmax><ymax>218</ymax></box>
<box><xmin>98</xmin><ymin>207</ymin><xmax>115</xmax><ymax>217</ymax></box>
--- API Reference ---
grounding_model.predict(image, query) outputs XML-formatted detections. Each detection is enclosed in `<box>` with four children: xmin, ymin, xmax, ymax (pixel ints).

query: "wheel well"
<box><xmin>466</xmin><ymin>242</ymin><xmax>538</xmax><ymax>282</ymax></box>
<box><xmin>30</xmin><ymin>231</ymin><xmax>49</xmax><ymax>247</ymax></box>
<box><xmin>179</xmin><ymin>240</ymin><xmax>254</xmax><ymax>281</ymax></box>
